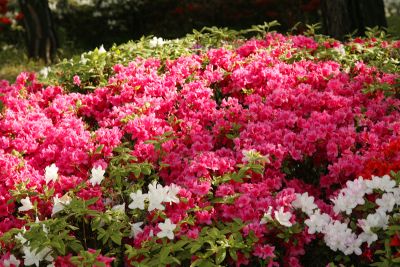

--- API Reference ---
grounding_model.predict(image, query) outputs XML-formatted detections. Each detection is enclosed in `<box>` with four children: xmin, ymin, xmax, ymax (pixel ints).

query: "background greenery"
<box><xmin>0</xmin><ymin>0</ymin><xmax>399</xmax><ymax>83</ymax></box>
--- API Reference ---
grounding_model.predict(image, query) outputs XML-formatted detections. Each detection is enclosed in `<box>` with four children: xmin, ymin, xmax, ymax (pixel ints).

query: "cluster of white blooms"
<box><xmin>260</xmin><ymin>206</ymin><xmax>293</xmax><ymax>227</ymax></box>
<box><xmin>15</xmin><ymin>225</ymin><xmax>55</xmax><ymax>266</ymax></box>
<box><xmin>128</xmin><ymin>181</ymin><xmax>180</xmax><ymax>240</ymax></box>
<box><xmin>294</xmin><ymin>175</ymin><xmax>400</xmax><ymax>256</ymax></box>
<box><xmin>3</xmin><ymin>254</ymin><xmax>20</xmax><ymax>267</ymax></box>
<box><xmin>149</xmin><ymin>37</ymin><xmax>165</xmax><ymax>48</ymax></box>
<box><xmin>331</xmin><ymin>177</ymin><xmax>369</xmax><ymax>215</ymax></box>
<box><xmin>292</xmin><ymin>192</ymin><xmax>318</xmax><ymax>216</ymax></box>
<box><xmin>129</xmin><ymin>181</ymin><xmax>180</xmax><ymax>212</ymax></box>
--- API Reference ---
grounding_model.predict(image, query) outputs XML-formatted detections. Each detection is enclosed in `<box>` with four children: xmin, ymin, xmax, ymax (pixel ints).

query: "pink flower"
<box><xmin>73</xmin><ymin>75</ymin><xmax>81</xmax><ymax>86</ymax></box>
<box><xmin>253</xmin><ymin>244</ymin><xmax>275</xmax><ymax>260</ymax></box>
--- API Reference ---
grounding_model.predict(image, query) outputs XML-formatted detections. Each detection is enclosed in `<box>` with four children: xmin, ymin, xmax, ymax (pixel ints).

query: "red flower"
<box><xmin>0</xmin><ymin>16</ymin><xmax>11</xmax><ymax>24</ymax></box>
<box><xmin>390</xmin><ymin>233</ymin><xmax>400</xmax><ymax>247</ymax></box>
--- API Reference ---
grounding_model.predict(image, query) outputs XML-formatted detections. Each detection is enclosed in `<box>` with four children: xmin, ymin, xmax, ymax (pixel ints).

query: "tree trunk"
<box><xmin>321</xmin><ymin>0</ymin><xmax>387</xmax><ymax>40</ymax></box>
<box><xmin>321</xmin><ymin>0</ymin><xmax>352</xmax><ymax>40</ymax></box>
<box><xmin>18</xmin><ymin>0</ymin><xmax>58</xmax><ymax>63</ymax></box>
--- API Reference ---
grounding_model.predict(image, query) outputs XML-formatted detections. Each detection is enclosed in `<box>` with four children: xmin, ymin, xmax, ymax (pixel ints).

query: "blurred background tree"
<box><xmin>18</xmin><ymin>0</ymin><xmax>58</xmax><ymax>63</ymax></box>
<box><xmin>321</xmin><ymin>0</ymin><xmax>387</xmax><ymax>40</ymax></box>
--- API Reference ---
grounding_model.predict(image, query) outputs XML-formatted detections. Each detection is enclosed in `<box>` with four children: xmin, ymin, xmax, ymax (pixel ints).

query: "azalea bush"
<box><xmin>1</xmin><ymin>24</ymin><xmax>400</xmax><ymax>266</ymax></box>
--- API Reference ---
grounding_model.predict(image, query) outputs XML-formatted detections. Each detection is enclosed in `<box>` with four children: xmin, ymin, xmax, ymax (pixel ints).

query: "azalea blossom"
<box><xmin>147</xmin><ymin>181</ymin><xmax>168</xmax><ymax>211</ymax></box>
<box><xmin>3</xmin><ymin>254</ymin><xmax>20</xmax><ymax>267</ymax></box>
<box><xmin>292</xmin><ymin>192</ymin><xmax>317</xmax><ymax>216</ymax></box>
<box><xmin>260</xmin><ymin>206</ymin><xmax>273</xmax><ymax>224</ymax></box>
<box><xmin>98</xmin><ymin>44</ymin><xmax>106</xmax><ymax>54</ymax></box>
<box><xmin>51</xmin><ymin>194</ymin><xmax>71</xmax><ymax>217</ymax></box>
<box><xmin>274</xmin><ymin>207</ymin><xmax>293</xmax><ymax>227</ymax></box>
<box><xmin>44</xmin><ymin>163</ymin><xmax>59</xmax><ymax>184</ymax></box>
<box><xmin>19</xmin><ymin>197</ymin><xmax>34</xmax><ymax>212</ymax></box>
<box><xmin>376</xmin><ymin>192</ymin><xmax>396</xmax><ymax>213</ymax></box>
<box><xmin>164</xmin><ymin>184</ymin><xmax>180</xmax><ymax>204</ymax></box>
<box><xmin>149</xmin><ymin>37</ymin><xmax>165</xmax><ymax>48</ymax></box>
<box><xmin>89</xmin><ymin>166</ymin><xmax>105</xmax><ymax>186</ymax></box>
<box><xmin>157</xmin><ymin>218</ymin><xmax>176</xmax><ymax>240</ymax></box>
<box><xmin>304</xmin><ymin>209</ymin><xmax>331</xmax><ymax>234</ymax></box>
<box><xmin>22</xmin><ymin>246</ymin><xmax>53</xmax><ymax>267</ymax></box>
<box><xmin>365</xmin><ymin>175</ymin><xmax>396</xmax><ymax>193</ymax></box>
<box><xmin>111</xmin><ymin>203</ymin><xmax>125</xmax><ymax>212</ymax></box>
<box><xmin>128</xmin><ymin>190</ymin><xmax>148</xmax><ymax>210</ymax></box>
<box><xmin>15</xmin><ymin>227</ymin><xmax>27</xmax><ymax>245</ymax></box>
<box><xmin>129</xmin><ymin>221</ymin><xmax>144</xmax><ymax>238</ymax></box>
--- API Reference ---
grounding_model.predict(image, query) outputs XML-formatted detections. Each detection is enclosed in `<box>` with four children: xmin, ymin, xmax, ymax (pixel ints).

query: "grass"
<box><xmin>0</xmin><ymin>45</ymin><xmax>46</xmax><ymax>82</ymax></box>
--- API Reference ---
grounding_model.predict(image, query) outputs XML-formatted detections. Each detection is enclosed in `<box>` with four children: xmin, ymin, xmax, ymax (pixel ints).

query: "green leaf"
<box><xmin>190</xmin><ymin>242</ymin><xmax>203</xmax><ymax>254</ymax></box>
<box><xmin>215</xmin><ymin>248</ymin><xmax>226</xmax><ymax>264</ymax></box>
<box><xmin>95</xmin><ymin>144</ymin><xmax>104</xmax><ymax>154</ymax></box>
<box><xmin>110</xmin><ymin>232</ymin><xmax>122</xmax><ymax>245</ymax></box>
<box><xmin>159</xmin><ymin>246</ymin><xmax>170</xmax><ymax>262</ymax></box>
<box><xmin>229</xmin><ymin>249</ymin><xmax>238</xmax><ymax>261</ymax></box>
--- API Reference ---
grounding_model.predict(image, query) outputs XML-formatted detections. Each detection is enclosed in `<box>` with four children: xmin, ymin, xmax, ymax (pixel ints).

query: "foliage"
<box><xmin>1</xmin><ymin>23</ymin><xmax>400</xmax><ymax>266</ymax></box>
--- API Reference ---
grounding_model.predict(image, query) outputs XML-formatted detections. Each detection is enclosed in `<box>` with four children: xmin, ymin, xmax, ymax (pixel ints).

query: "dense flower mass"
<box><xmin>1</xmin><ymin>32</ymin><xmax>400</xmax><ymax>266</ymax></box>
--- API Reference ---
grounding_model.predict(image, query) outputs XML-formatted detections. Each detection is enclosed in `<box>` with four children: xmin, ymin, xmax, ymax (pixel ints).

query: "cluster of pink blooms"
<box><xmin>1</xmin><ymin>33</ymin><xmax>400</xmax><ymax>266</ymax></box>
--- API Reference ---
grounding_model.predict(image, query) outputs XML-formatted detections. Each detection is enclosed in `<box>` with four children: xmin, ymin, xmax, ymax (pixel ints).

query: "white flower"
<box><xmin>22</xmin><ymin>246</ymin><xmax>53</xmax><ymax>267</ymax></box>
<box><xmin>358</xmin><ymin>211</ymin><xmax>389</xmax><ymax>234</ymax></box>
<box><xmin>157</xmin><ymin>218</ymin><xmax>176</xmax><ymax>240</ymax></box>
<box><xmin>79</xmin><ymin>54</ymin><xmax>88</xmax><ymax>65</ymax></box>
<box><xmin>15</xmin><ymin>228</ymin><xmax>27</xmax><ymax>245</ymax></box>
<box><xmin>332</xmin><ymin>176</ymin><xmax>367</xmax><ymax>215</ymax></box>
<box><xmin>47</xmin><ymin>262</ymin><xmax>55</xmax><ymax>267</ymax></box>
<box><xmin>4</xmin><ymin>254</ymin><xmax>20</xmax><ymax>267</ymax></box>
<box><xmin>358</xmin><ymin>231</ymin><xmax>378</xmax><ymax>247</ymax></box>
<box><xmin>19</xmin><ymin>197</ymin><xmax>34</xmax><ymax>212</ymax></box>
<box><xmin>51</xmin><ymin>194</ymin><xmax>71</xmax><ymax>217</ymax></box>
<box><xmin>111</xmin><ymin>203</ymin><xmax>125</xmax><ymax>213</ymax></box>
<box><xmin>89</xmin><ymin>166</ymin><xmax>105</xmax><ymax>186</ymax></box>
<box><xmin>147</xmin><ymin>181</ymin><xmax>168</xmax><ymax>211</ymax></box>
<box><xmin>42</xmin><ymin>224</ymin><xmax>49</xmax><ymax>235</ymax></box>
<box><xmin>164</xmin><ymin>184</ymin><xmax>180</xmax><ymax>204</ymax></box>
<box><xmin>39</xmin><ymin>67</ymin><xmax>51</xmax><ymax>78</ymax></box>
<box><xmin>323</xmin><ymin>220</ymin><xmax>354</xmax><ymax>253</ymax></box>
<box><xmin>376</xmin><ymin>192</ymin><xmax>396</xmax><ymax>213</ymax></box>
<box><xmin>128</xmin><ymin>190</ymin><xmax>148</xmax><ymax>210</ymax></box>
<box><xmin>334</xmin><ymin>45</ymin><xmax>346</xmax><ymax>56</ymax></box>
<box><xmin>304</xmin><ymin>209</ymin><xmax>331</xmax><ymax>234</ymax></box>
<box><xmin>344</xmin><ymin>236</ymin><xmax>363</xmax><ymax>255</ymax></box>
<box><xmin>260</xmin><ymin>206</ymin><xmax>273</xmax><ymax>224</ymax></box>
<box><xmin>366</xmin><ymin>175</ymin><xmax>396</xmax><ymax>193</ymax></box>
<box><xmin>149</xmin><ymin>37</ymin><xmax>165</xmax><ymax>48</ymax></box>
<box><xmin>44</xmin><ymin>164</ymin><xmax>58</xmax><ymax>184</ymax></box>
<box><xmin>98</xmin><ymin>45</ymin><xmax>106</xmax><ymax>54</ymax></box>
<box><xmin>292</xmin><ymin>192</ymin><xmax>318</xmax><ymax>216</ymax></box>
<box><xmin>274</xmin><ymin>207</ymin><xmax>293</xmax><ymax>227</ymax></box>
<box><xmin>393</xmin><ymin>187</ymin><xmax>400</xmax><ymax>205</ymax></box>
<box><xmin>129</xmin><ymin>221</ymin><xmax>144</xmax><ymax>238</ymax></box>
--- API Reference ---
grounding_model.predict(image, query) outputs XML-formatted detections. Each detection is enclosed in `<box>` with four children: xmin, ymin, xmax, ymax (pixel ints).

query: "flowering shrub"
<box><xmin>1</xmin><ymin>27</ymin><xmax>400</xmax><ymax>266</ymax></box>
